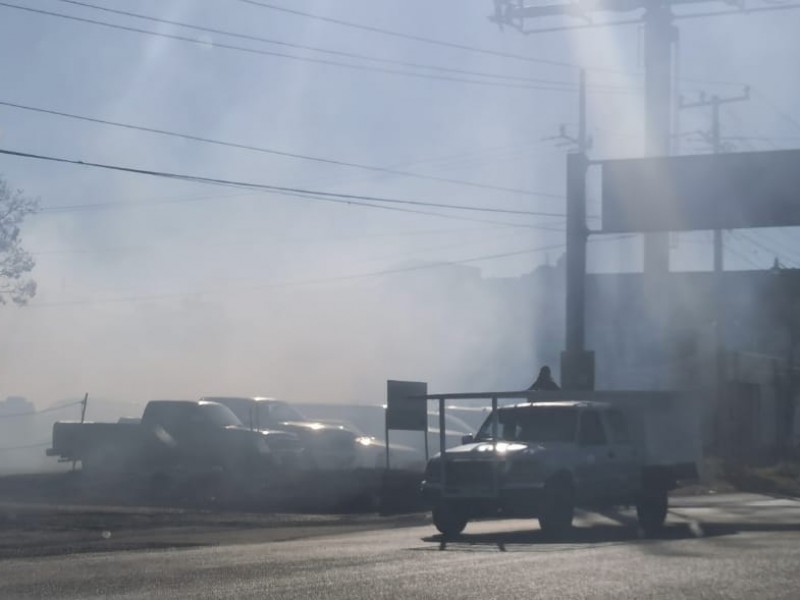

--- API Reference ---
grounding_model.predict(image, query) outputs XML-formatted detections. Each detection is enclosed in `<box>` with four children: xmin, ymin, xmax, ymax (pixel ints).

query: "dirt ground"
<box><xmin>0</xmin><ymin>471</ymin><xmax>427</xmax><ymax>559</ymax></box>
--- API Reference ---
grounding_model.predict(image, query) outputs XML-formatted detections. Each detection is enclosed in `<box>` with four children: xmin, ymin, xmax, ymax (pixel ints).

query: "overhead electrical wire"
<box><xmin>673</xmin><ymin>2</ymin><xmax>800</xmax><ymax>22</ymax></box>
<box><xmin>30</xmin><ymin>224</ymin><xmax>537</xmax><ymax>257</ymax></box>
<box><xmin>50</xmin><ymin>0</ymin><xmax>581</xmax><ymax>90</ymax></box>
<box><xmin>0</xmin><ymin>147</ymin><xmax>568</xmax><ymax>219</ymax></box>
<box><xmin>36</xmin><ymin>188</ymin><xmax>567</xmax><ymax>231</ymax></box>
<box><xmin>232</xmin><ymin>0</ymin><xmax>748</xmax><ymax>91</ymax></box>
<box><xmin>0</xmin><ymin>441</ymin><xmax>51</xmax><ymax>452</ymax></box>
<box><xmin>751</xmin><ymin>89</ymin><xmax>800</xmax><ymax>136</ymax></box>
<box><xmin>39</xmin><ymin>190</ymin><xmax>568</xmax><ymax>232</ymax></box>
<box><xmin>0</xmin><ymin>400</ymin><xmax>83</xmax><ymax>420</ymax></box>
<box><xmin>233</xmin><ymin>0</ymin><xmax>580</xmax><ymax>69</ymax></box>
<box><xmin>0</xmin><ymin>2</ymin><xmax>593</xmax><ymax>94</ymax></box>
<box><xmin>31</xmin><ymin>242</ymin><xmax>570</xmax><ymax>308</ymax></box>
<box><xmin>0</xmin><ymin>99</ymin><xmax>560</xmax><ymax>200</ymax></box>
<box><xmin>31</xmin><ymin>234</ymin><xmax>637</xmax><ymax>308</ymax></box>
<box><xmin>737</xmin><ymin>230</ymin><xmax>800</xmax><ymax>267</ymax></box>
<box><xmin>726</xmin><ymin>236</ymin><xmax>765</xmax><ymax>270</ymax></box>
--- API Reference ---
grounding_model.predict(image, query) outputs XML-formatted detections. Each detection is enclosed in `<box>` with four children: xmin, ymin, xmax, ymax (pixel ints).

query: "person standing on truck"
<box><xmin>528</xmin><ymin>366</ymin><xmax>560</xmax><ymax>391</ymax></box>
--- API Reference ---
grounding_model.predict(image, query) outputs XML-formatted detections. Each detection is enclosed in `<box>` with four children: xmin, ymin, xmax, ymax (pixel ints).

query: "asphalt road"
<box><xmin>1</xmin><ymin>493</ymin><xmax>799</xmax><ymax>599</ymax></box>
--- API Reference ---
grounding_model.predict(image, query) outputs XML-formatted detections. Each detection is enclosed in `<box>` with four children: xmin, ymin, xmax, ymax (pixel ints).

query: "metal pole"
<box><xmin>711</xmin><ymin>96</ymin><xmax>724</xmax><ymax>275</ymax></box>
<box><xmin>491</xmin><ymin>396</ymin><xmax>499</xmax><ymax>497</ymax></box>
<box><xmin>643</xmin><ymin>2</ymin><xmax>675</xmax><ymax>276</ymax></box>
<box><xmin>565</xmin><ymin>152</ymin><xmax>588</xmax><ymax>356</ymax></box>
<box><xmin>424</xmin><ymin>408</ymin><xmax>430</xmax><ymax>463</ymax></box>
<box><xmin>385</xmin><ymin>426</ymin><xmax>391</xmax><ymax>471</ymax></box>
<box><xmin>79</xmin><ymin>393</ymin><xmax>88</xmax><ymax>424</ymax></box>
<box><xmin>439</xmin><ymin>398</ymin><xmax>447</xmax><ymax>493</ymax></box>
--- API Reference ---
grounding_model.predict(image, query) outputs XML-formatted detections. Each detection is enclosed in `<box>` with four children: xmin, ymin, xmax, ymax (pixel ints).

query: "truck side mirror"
<box><xmin>461</xmin><ymin>434</ymin><xmax>474</xmax><ymax>445</ymax></box>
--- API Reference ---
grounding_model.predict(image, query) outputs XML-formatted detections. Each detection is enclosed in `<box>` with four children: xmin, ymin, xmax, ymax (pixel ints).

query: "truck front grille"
<box><xmin>443</xmin><ymin>460</ymin><xmax>495</xmax><ymax>488</ymax></box>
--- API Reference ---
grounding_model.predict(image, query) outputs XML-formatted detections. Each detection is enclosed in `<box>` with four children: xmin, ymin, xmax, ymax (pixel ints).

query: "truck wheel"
<box><xmin>432</xmin><ymin>503</ymin><xmax>468</xmax><ymax>537</ymax></box>
<box><xmin>637</xmin><ymin>488</ymin><xmax>668</xmax><ymax>536</ymax></box>
<box><xmin>538</xmin><ymin>477</ymin><xmax>574</xmax><ymax>539</ymax></box>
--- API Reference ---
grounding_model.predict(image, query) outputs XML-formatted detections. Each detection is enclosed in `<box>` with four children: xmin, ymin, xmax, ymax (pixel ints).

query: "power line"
<box><xmin>726</xmin><ymin>240</ymin><xmax>762</xmax><ymax>270</ymax></box>
<box><xmin>737</xmin><ymin>230</ymin><xmax>800</xmax><ymax>268</ymax></box>
<box><xmin>31</xmin><ymin>234</ymin><xmax>635</xmax><ymax>308</ymax></box>
<box><xmin>514</xmin><ymin>2</ymin><xmax>800</xmax><ymax>34</ymax></box>
<box><xmin>0</xmin><ymin>2</ymin><xmax>588</xmax><ymax>94</ymax></box>
<box><xmin>0</xmin><ymin>400</ymin><xmax>83</xmax><ymax>420</ymax></box>
<box><xmin>751</xmin><ymin>88</ymin><xmax>800</xmax><ymax>136</ymax></box>
<box><xmin>32</xmin><ymin>242</ymin><xmax>570</xmax><ymax>308</ymax></box>
<box><xmin>41</xmin><ymin>193</ymin><xmax>567</xmax><ymax>231</ymax></box>
<box><xmin>234</xmin><ymin>0</ymin><xmax>580</xmax><ymax>70</ymax></box>
<box><xmin>673</xmin><ymin>2</ymin><xmax>800</xmax><ymax>22</ymax></box>
<box><xmin>50</xmin><ymin>0</ymin><xmax>582</xmax><ymax>90</ymax></box>
<box><xmin>0</xmin><ymin>99</ymin><xmax>562</xmax><ymax>200</ymax></box>
<box><xmin>30</xmin><ymin>224</ymin><xmax>535</xmax><ymax>257</ymax></box>
<box><xmin>0</xmin><ymin>147</ymin><xmax>568</xmax><ymax>217</ymax></box>
<box><xmin>35</xmin><ymin>186</ymin><xmax>567</xmax><ymax>231</ymax></box>
<box><xmin>0</xmin><ymin>441</ymin><xmax>50</xmax><ymax>452</ymax></box>
<box><xmin>232</xmin><ymin>0</ymin><xmax>754</xmax><ymax>93</ymax></box>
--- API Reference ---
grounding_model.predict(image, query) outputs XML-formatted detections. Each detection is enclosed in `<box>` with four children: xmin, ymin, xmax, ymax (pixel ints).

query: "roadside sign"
<box><xmin>602</xmin><ymin>148</ymin><xmax>800</xmax><ymax>233</ymax></box>
<box><xmin>386</xmin><ymin>380</ymin><xmax>427</xmax><ymax>431</ymax></box>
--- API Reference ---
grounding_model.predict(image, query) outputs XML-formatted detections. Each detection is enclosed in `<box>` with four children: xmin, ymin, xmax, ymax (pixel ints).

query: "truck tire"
<box><xmin>538</xmin><ymin>476</ymin><xmax>574</xmax><ymax>539</ymax></box>
<box><xmin>432</xmin><ymin>503</ymin><xmax>468</xmax><ymax>537</ymax></box>
<box><xmin>637</xmin><ymin>487</ymin><xmax>668</xmax><ymax>536</ymax></box>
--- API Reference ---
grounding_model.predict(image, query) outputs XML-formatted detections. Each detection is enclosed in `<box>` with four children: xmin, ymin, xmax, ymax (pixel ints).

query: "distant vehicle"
<box><xmin>47</xmin><ymin>400</ymin><xmax>302</xmax><ymax>485</ymax></box>
<box><xmin>421</xmin><ymin>397</ymin><xmax>700</xmax><ymax>538</ymax></box>
<box><xmin>202</xmin><ymin>397</ymin><xmax>367</xmax><ymax>472</ymax></box>
<box><xmin>294</xmin><ymin>403</ymin><xmax>474</xmax><ymax>468</ymax></box>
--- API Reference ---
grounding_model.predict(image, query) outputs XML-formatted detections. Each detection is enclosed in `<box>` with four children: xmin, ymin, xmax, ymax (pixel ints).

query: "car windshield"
<box><xmin>476</xmin><ymin>407</ymin><xmax>578</xmax><ymax>443</ymax></box>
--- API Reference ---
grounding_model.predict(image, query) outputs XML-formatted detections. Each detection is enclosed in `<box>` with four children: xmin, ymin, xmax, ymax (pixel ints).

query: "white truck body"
<box><xmin>416</xmin><ymin>389</ymin><xmax>702</xmax><ymax>537</ymax></box>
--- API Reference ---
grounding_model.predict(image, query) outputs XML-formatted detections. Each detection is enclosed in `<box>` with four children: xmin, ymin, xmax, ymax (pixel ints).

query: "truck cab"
<box><xmin>422</xmin><ymin>400</ymin><xmax>685</xmax><ymax>538</ymax></box>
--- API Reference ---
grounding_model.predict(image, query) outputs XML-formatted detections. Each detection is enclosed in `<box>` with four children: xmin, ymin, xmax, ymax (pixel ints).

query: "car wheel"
<box><xmin>538</xmin><ymin>476</ymin><xmax>574</xmax><ymax>539</ymax></box>
<box><xmin>432</xmin><ymin>503</ymin><xmax>468</xmax><ymax>537</ymax></box>
<box><xmin>637</xmin><ymin>487</ymin><xmax>668</xmax><ymax>536</ymax></box>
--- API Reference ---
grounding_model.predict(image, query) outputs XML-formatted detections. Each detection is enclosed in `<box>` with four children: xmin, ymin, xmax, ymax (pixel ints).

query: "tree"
<box><xmin>0</xmin><ymin>177</ymin><xmax>37</xmax><ymax>305</ymax></box>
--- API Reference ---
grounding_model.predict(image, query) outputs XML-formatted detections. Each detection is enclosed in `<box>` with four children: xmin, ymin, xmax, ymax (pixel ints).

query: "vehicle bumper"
<box><xmin>420</xmin><ymin>481</ymin><xmax>546</xmax><ymax>516</ymax></box>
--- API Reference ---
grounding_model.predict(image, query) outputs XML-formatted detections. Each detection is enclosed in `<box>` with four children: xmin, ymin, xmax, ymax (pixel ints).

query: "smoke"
<box><xmin>0</xmin><ymin>0</ymin><xmax>798</xmax><ymax>479</ymax></box>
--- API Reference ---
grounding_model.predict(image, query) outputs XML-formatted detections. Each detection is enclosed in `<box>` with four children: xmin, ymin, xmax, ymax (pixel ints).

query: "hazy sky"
<box><xmin>0</xmin><ymin>0</ymin><xmax>799</xmax><ymax>408</ymax></box>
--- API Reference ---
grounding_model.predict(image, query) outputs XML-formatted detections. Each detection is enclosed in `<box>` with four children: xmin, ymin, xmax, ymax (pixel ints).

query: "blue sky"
<box><xmin>0</xmin><ymin>0</ymin><xmax>799</xmax><ymax>406</ymax></box>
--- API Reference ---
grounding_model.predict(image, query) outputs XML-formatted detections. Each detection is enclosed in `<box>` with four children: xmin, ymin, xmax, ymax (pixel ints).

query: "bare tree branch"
<box><xmin>0</xmin><ymin>177</ymin><xmax>38</xmax><ymax>306</ymax></box>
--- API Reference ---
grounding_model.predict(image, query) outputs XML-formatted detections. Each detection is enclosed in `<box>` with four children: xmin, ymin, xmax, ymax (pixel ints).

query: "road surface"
<box><xmin>1</xmin><ymin>493</ymin><xmax>799</xmax><ymax>599</ymax></box>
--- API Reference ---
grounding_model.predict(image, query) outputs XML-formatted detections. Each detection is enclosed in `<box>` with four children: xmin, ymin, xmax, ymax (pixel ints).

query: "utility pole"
<box><xmin>561</xmin><ymin>70</ymin><xmax>595</xmax><ymax>390</ymax></box>
<box><xmin>491</xmin><ymin>0</ymin><xmax>751</xmax><ymax>389</ymax></box>
<box><xmin>680</xmin><ymin>87</ymin><xmax>750</xmax><ymax>273</ymax></box>
<box><xmin>642</xmin><ymin>1</ymin><xmax>677</xmax><ymax>277</ymax></box>
<box><xmin>493</xmin><ymin>0</ymin><xmax>685</xmax><ymax>277</ymax></box>
<box><xmin>679</xmin><ymin>86</ymin><xmax>749</xmax><ymax>450</ymax></box>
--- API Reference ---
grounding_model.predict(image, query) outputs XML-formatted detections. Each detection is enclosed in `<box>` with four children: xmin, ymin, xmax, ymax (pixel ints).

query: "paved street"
<box><xmin>1</xmin><ymin>493</ymin><xmax>799</xmax><ymax>599</ymax></box>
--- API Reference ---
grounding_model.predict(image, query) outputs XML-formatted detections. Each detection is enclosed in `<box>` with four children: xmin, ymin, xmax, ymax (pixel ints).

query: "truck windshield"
<box><xmin>258</xmin><ymin>402</ymin><xmax>305</xmax><ymax>424</ymax></box>
<box><xmin>476</xmin><ymin>407</ymin><xmax>578</xmax><ymax>443</ymax></box>
<box><xmin>200</xmin><ymin>403</ymin><xmax>243</xmax><ymax>428</ymax></box>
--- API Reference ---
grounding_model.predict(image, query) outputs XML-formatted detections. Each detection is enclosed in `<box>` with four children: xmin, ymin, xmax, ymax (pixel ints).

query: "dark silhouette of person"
<box><xmin>528</xmin><ymin>366</ymin><xmax>560</xmax><ymax>391</ymax></box>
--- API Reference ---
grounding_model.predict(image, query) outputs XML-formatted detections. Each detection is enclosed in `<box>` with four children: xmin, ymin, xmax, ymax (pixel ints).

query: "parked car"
<box><xmin>295</xmin><ymin>403</ymin><xmax>474</xmax><ymax>470</ymax></box>
<box><xmin>202</xmin><ymin>397</ymin><xmax>366</xmax><ymax>472</ymax></box>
